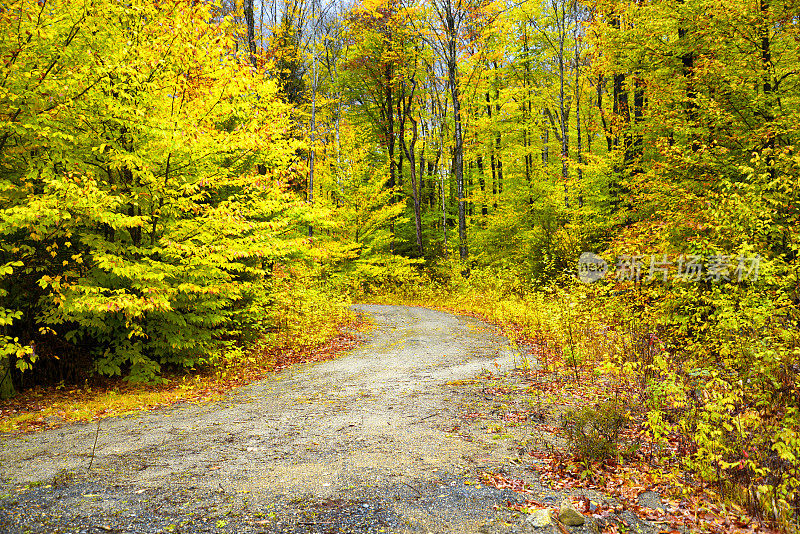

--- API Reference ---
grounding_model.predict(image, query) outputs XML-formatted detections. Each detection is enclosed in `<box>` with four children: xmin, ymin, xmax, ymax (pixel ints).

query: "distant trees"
<box><xmin>592</xmin><ymin>0</ymin><xmax>800</xmax><ymax>254</ymax></box>
<box><xmin>316</xmin><ymin>0</ymin><xmax>797</xmax><ymax>291</ymax></box>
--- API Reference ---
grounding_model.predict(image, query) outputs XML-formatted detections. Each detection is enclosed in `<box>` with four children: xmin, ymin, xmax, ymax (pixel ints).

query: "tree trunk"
<box><xmin>386</xmin><ymin>63</ymin><xmax>396</xmax><ymax>190</ymax></box>
<box><xmin>523</xmin><ymin>30</ymin><xmax>533</xmax><ymax>205</ymax></box>
<box><xmin>611</xmin><ymin>11</ymin><xmax>629</xmax><ymax>163</ymax></box>
<box><xmin>385</xmin><ymin>61</ymin><xmax>396</xmax><ymax>252</ymax></box>
<box><xmin>556</xmin><ymin>0</ymin><xmax>568</xmax><ymax>207</ymax></box>
<box><xmin>492</xmin><ymin>64</ymin><xmax>504</xmax><ymax>202</ymax></box>
<box><xmin>0</xmin><ymin>357</ymin><xmax>14</xmax><ymax>400</ymax></box>
<box><xmin>542</xmin><ymin>107</ymin><xmax>549</xmax><ymax>164</ymax></box>
<box><xmin>428</xmin><ymin>160</ymin><xmax>436</xmax><ymax>208</ymax></box>
<box><xmin>596</xmin><ymin>73</ymin><xmax>613</xmax><ymax>152</ymax></box>
<box><xmin>632</xmin><ymin>75</ymin><xmax>644</xmax><ymax>166</ymax></box>
<box><xmin>419</xmin><ymin>133</ymin><xmax>426</xmax><ymax>209</ymax></box>
<box><xmin>309</xmin><ymin>63</ymin><xmax>316</xmax><ymax>238</ymax></box>
<box><xmin>613</xmin><ymin>74</ymin><xmax>629</xmax><ymax>149</ymax></box>
<box><xmin>441</xmin><ymin>156</ymin><xmax>448</xmax><ymax>257</ymax></box>
<box><xmin>467</xmin><ymin>160</ymin><xmax>474</xmax><ymax>218</ymax></box>
<box><xmin>446</xmin><ymin>4</ymin><xmax>467</xmax><ymax>262</ymax></box>
<box><xmin>398</xmin><ymin>136</ymin><xmax>404</xmax><ymax>189</ymax></box>
<box><xmin>476</xmin><ymin>155</ymin><xmax>487</xmax><ymax>216</ymax></box>
<box><xmin>760</xmin><ymin>0</ymin><xmax>775</xmax><ymax>180</ymax></box>
<box><xmin>575</xmin><ymin>19</ymin><xmax>583</xmax><ymax>208</ymax></box>
<box><xmin>243</xmin><ymin>0</ymin><xmax>257</xmax><ymax>68</ymax></box>
<box><xmin>400</xmin><ymin>82</ymin><xmax>424</xmax><ymax>257</ymax></box>
<box><xmin>488</xmin><ymin>92</ymin><xmax>498</xmax><ymax>209</ymax></box>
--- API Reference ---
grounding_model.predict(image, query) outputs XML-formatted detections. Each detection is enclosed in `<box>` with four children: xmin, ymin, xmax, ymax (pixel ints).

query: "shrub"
<box><xmin>562</xmin><ymin>400</ymin><xmax>629</xmax><ymax>462</ymax></box>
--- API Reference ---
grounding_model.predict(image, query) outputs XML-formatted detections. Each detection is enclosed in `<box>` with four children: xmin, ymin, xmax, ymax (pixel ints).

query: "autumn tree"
<box><xmin>0</xmin><ymin>0</ymin><xmax>308</xmax><ymax>387</ymax></box>
<box><xmin>428</xmin><ymin>0</ymin><xmax>482</xmax><ymax>262</ymax></box>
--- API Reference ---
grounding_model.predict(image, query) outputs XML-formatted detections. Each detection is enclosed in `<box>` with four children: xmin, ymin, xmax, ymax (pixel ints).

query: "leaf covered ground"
<box><xmin>438</xmin><ymin>328</ymin><xmax>782</xmax><ymax>533</ymax></box>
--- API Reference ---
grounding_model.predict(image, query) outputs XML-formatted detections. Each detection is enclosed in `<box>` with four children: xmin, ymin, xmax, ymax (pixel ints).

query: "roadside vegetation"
<box><xmin>368</xmin><ymin>263</ymin><xmax>800</xmax><ymax>532</ymax></box>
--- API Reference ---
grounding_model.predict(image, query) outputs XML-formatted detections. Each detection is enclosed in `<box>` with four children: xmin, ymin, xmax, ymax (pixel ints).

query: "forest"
<box><xmin>0</xmin><ymin>0</ymin><xmax>798</xmax><ymax>529</ymax></box>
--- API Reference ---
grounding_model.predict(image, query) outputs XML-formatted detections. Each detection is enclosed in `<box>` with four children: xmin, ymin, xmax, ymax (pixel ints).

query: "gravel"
<box><xmin>0</xmin><ymin>304</ymin><xmax>666</xmax><ymax>534</ymax></box>
<box><xmin>1</xmin><ymin>305</ymin><xmax>524</xmax><ymax>533</ymax></box>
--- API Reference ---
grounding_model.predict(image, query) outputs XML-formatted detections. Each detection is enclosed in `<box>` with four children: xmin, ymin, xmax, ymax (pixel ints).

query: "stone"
<box><xmin>558</xmin><ymin>501</ymin><xmax>585</xmax><ymax>527</ymax></box>
<box><xmin>524</xmin><ymin>508</ymin><xmax>551</xmax><ymax>528</ymax></box>
<box><xmin>636</xmin><ymin>490</ymin><xmax>665</xmax><ymax>513</ymax></box>
<box><xmin>618</xmin><ymin>510</ymin><xmax>657</xmax><ymax>534</ymax></box>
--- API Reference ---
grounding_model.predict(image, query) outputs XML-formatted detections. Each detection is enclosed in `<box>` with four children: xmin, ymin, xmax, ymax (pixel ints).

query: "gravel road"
<box><xmin>0</xmin><ymin>304</ymin><xmax>544</xmax><ymax>533</ymax></box>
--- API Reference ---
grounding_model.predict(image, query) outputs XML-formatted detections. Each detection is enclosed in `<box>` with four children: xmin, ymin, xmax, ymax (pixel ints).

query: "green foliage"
<box><xmin>584</xmin><ymin>0</ymin><xmax>800</xmax><ymax>523</ymax></box>
<box><xmin>567</xmin><ymin>279</ymin><xmax>800</xmax><ymax>526</ymax></box>
<box><xmin>267</xmin><ymin>263</ymin><xmax>351</xmax><ymax>348</ymax></box>
<box><xmin>269</xmin><ymin>14</ymin><xmax>307</xmax><ymax>105</ymax></box>
<box><xmin>0</xmin><ymin>0</ymin><xmax>313</xmax><ymax>384</ymax></box>
<box><xmin>1</xmin><ymin>261</ymin><xmax>34</xmax><ymax>398</ymax></box>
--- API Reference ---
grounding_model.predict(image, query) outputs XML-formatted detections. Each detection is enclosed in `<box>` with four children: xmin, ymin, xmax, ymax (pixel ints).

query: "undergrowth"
<box><xmin>372</xmin><ymin>260</ymin><xmax>799</xmax><ymax>533</ymax></box>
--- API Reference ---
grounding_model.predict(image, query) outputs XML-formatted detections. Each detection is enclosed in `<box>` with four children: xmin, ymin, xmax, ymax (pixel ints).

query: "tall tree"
<box><xmin>437</xmin><ymin>0</ymin><xmax>468</xmax><ymax>261</ymax></box>
<box><xmin>530</xmin><ymin>0</ymin><xmax>576</xmax><ymax>206</ymax></box>
<box><xmin>243</xmin><ymin>0</ymin><xmax>258</xmax><ymax>67</ymax></box>
<box><xmin>428</xmin><ymin>0</ymin><xmax>492</xmax><ymax>262</ymax></box>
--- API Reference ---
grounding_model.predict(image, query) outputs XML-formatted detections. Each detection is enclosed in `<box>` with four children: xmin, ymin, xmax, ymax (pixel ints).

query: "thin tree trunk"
<box><xmin>0</xmin><ymin>356</ymin><xmax>14</xmax><ymax>400</ymax></box>
<box><xmin>386</xmin><ymin>63</ymin><xmax>396</xmax><ymax>190</ymax></box>
<box><xmin>446</xmin><ymin>4</ymin><xmax>467</xmax><ymax>261</ymax></box>
<box><xmin>760</xmin><ymin>0</ymin><xmax>775</xmax><ymax>180</ymax></box>
<box><xmin>441</xmin><ymin>158</ymin><xmax>448</xmax><ymax>257</ymax></box>
<box><xmin>542</xmin><ymin>107</ymin><xmax>549</xmax><ymax>164</ymax></box>
<box><xmin>308</xmin><ymin>1</ymin><xmax>317</xmax><ymax>238</ymax></box>
<box><xmin>428</xmin><ymin>160</ymin><xmax>436</xmax><ymax>208</ymax></box>
<box><xmin>523</xmin><ymin>29</ymin><xmax>533</xmax><ymax>204</ymax></box>
<box><xmin>575</xmin><ymin>16</ymin><xmax>583</xmax><ymax>208</ymax></box>
<box><xmin>398</xmin><ymin>137</ymin><xmax>404</xmax><ymax>189</ymax></box>
<box><xmin>467</xmin><ymin>160</ymin><xmax>474</xmax><ymax>218</ymax></box>
<box><xmin>400</xmin><ymin>82</ymin><xmax>424</xmax><ymax>256</ymax></box>
<box><xmin>493</xmin><ymin>145</ymin><xmax>503</xmax><ymax>203</ymax></box>
<box><xmin>556</xmin><ymin>0</ymin><xmax>568</xmax><ymax>207</ymax></box>
<box><xmin>596</xmin><ymin>73</ymin><xmax>612</xmax><ymax>152</ymax></box>
<box><xmin>632</xmin><ymin>76</ymin><xmax>644</xmax><ymax>166</ymax></box>
<box><xmin>335</xmin><ymin>97</ymin><xmax>342</xmax><ymax>206</ymax></box>
<box><xmin>309</xmin><ymin>70</ymin><xmax>316</xmax><ymax>238</ymax></box>
<box><xmin>243</xmin><ymin>0</ymin><xmax>257</xmax><ymax>68</ymax></box>
<box><xmin>419</xmin><ymin>124</ymin><xmax>426</xmax><ymax>210</ymax></box>
<box><xmin>493</xmin><ymin>63</ymin><xmax>504</xmax><ymax>203</ymax></box>
<box><xmin>678</xmin><ymin>12</ymin><xmax>697</xmax><ymax>125</ymax></box>
<box><xmin>476</xmin><ymin>155</ymin><xmax>487</xmax><ymax>216</ymax></box>
<box><xmin>611</xmin><ymin>10</ymin><xmax>630</xmax><ymax>164</ymax></box>
<box><xmin>385</xmin><ymin>60</ymin><xmax>396</xmax><ymax>252</ymax></box>
<box><xmin>487</xmin><ymin>92</ymin><xmax>498</xmax><ymax>209</ymax></box>
<box><xmin>613</xmin><ymin>75</ymin><xmax>628</xmax><ymax>146</ymax></box>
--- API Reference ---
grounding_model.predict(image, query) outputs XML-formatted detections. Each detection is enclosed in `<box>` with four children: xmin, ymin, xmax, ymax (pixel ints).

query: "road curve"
<box><xmin>0</xmin><ymin>304</ymin><xmax>526</xmax><ymax>534</ymax></box>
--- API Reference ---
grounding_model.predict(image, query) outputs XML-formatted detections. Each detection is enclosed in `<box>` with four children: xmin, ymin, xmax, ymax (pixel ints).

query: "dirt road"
<box><xmin>0</xmin><ymin>305</ymin><xmax>547</xmax><ymax>533</ymax></box>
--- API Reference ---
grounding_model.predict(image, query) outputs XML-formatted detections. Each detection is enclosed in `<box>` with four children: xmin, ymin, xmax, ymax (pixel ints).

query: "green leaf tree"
<box><xmin>1</xmin><ymin>0</ymin><xmax>306</xmax><ymax>384</ymax></box>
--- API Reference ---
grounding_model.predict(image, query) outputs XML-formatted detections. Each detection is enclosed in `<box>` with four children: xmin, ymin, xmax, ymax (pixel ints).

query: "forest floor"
<box><xmin>0</xmin><ymin>305</ymin><xmax>729</xmax><ymax>533</ymax></box>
